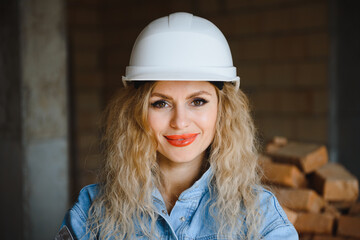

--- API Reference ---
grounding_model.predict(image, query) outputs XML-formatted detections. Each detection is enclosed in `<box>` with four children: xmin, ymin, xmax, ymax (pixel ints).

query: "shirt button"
<box><xmin>180</xmin><ymin>216</ymin><xmax>186</xmax><ymax>222</ymax></box>
<box><xmin>161</xmin><ymin>210</ymin><xmax>167</xmax><ymax>215</ymax></box>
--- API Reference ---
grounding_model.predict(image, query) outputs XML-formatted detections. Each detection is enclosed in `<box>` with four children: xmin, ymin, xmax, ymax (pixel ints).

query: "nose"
<box><xmin>170</xmin><ymin>105</ymin><xmax>190</xmax><ymax>129</ymax></box>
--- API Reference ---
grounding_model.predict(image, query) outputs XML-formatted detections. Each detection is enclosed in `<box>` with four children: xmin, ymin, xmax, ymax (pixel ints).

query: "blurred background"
<box><xmin>1</xmin><ymin>0</ymin><xmax>359</xmax><ymax>239</ymax></box>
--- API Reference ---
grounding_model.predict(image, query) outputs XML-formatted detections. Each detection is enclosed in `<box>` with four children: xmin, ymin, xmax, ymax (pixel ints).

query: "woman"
<box><xmin>57</xmin><ymin>12</ymin><xmax>298</xmax><ymax>240</ymax></box>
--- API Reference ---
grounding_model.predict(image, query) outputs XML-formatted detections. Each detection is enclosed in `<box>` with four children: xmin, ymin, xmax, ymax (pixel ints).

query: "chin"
<box><xmin>168</xmin><ymin>153</ymin><xmax>200</xmax><ymax>163</ymax></box>
<box><xmin>160</xmin><ymin>148</ymin><xmax>204</xmax><ymax>164</ymax></box>
<box><xmin>157</xmin><ymin>140</ymin><xmax>209</xmax><ymax>164</ymax></box>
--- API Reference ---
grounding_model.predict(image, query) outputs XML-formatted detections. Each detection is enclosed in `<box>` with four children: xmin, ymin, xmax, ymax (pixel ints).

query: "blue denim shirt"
<box><xmin>60</xmin><ymin>170</ymin><xmax>298</xmax><ymax>239</ymax></box>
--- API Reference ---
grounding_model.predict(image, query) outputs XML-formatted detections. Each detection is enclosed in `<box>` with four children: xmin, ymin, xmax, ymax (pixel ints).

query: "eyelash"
<box><xmin>151</xmin><ymin>100</ymin><xmax>169</xmax><ymax>108</ymax></box>
<box><xmin>150</xmin><ymin>98</ymin><xmax>209</xmax><ymax>109</ymax></box>
<box><xmin>191</xmin><ymin>98</ymin><xmax>208</xmax><ymax>106</ymax></box>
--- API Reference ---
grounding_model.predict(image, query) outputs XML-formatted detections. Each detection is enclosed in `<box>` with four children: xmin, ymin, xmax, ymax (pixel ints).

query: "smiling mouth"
<box><xmin>164</xmin><ymin>133</ymin><xmax>199</xmax><ymax>147</ymax></box>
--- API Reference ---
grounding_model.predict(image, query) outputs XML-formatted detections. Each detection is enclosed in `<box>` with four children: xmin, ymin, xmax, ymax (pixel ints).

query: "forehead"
<box><xmin>151</xmin><ymin>81</ymin><xmax>217</xmax><ymax>94</ymax></box>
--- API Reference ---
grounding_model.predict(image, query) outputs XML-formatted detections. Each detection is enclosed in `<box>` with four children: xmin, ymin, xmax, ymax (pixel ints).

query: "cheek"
<box><xmin>147</xmin><ymin>111</ymin><xmax>165</xmax><ymax>136</ymax></box>
<box><xmin>196</xmin><ymin>106</ymin><xmax>218</xmax><ymax>134</ymax></box>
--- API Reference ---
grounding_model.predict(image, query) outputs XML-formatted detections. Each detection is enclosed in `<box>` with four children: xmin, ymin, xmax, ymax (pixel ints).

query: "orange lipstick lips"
<box><xmin>164</xmin><ymin>133</ymin><xmax>198</xmax><ymax>147</ymax></box>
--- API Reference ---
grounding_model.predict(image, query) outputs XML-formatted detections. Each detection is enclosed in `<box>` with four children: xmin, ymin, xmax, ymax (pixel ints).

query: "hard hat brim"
<box><xmin>122</xmin><ymin>74</ymin><xmax>239</xmax><ymax>81</ymax></box>
<box><xmin>122</xmin><ymin>66</ymin><xmax>239</xmax><ymax>81</ymax></box>
<box><xmin>122</xmin><ymin>70</ymin><xmax>240</xmax><ymax>89</ymax></box>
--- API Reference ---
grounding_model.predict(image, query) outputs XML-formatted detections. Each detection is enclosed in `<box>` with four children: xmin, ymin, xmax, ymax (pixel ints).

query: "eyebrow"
<box><xmin>150</xmin><ymin>91</ymin><xmax>212</xmax><ymax>100</ymax></box>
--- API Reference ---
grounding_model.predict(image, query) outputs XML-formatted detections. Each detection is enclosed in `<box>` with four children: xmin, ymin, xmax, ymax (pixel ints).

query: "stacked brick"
<box><xmin>261</xmin><ymin>137</ymin><xmax>360</xmax><ymax>239</ymax></box>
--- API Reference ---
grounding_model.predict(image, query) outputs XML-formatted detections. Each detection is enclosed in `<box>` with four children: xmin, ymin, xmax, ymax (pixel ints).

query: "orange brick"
<box><xmin>295</xmin><ymin>213</ymin><xmax>334</xmax><ymax>235</ymax></box>
<box><xmin>272</xmin><ymin>136</ymin><xmax>288</xmax><ymax>146</ymax></box>
<box><xmin>282</xmin><ymin>206</ymin><xmax>298</xmax><ymax>225</ymax></box>
<box><xmin>328</xmin><ymin>201</ymin><xmax>354</xmax><ymax>212</ymax></box>
<box><xmin>265</xmin><ymin>142</ymin><xmax>280</xmax><ymax>154</ymax></box>
<box><xmin>299</xmin><ymin>234</ymin><xmax>313</xmax><ymax>240</ymax></box>
<box><xmin>259</xmin><ymin>156</ymin><xmax>307</xmax><ymax>188</ymax></box>
<box><xmin>313</xmin><ymin>236</ymin><xmax>347</xmax><ymax>240</ymax></box>
<box><xmin>311</xmin><ymin>163</ymin><xmax>359</xmax><ymax>202</ymax></box>
<box><xmin>266</xmin><ymin>142</ymin><xmax>328</xmax><ymax>173</ymax></box>
<box><xmin>323</xmin><ymin>203</ymin><xmax>341</xmax><ymax>219</ymax></box>
<box><xmin>274</xmin><ymin>188</ymin><xmax>324</xmax><ymax>213</ymax></box>
<box><xmin>337</xmin><ymin>215</ymin><xmax>360</xmax><ymax>238</ymax></box>
<box><xmin>349</xmin><ymin>202</ymin><xmax>360</xmax><ymax>216</ymax></box>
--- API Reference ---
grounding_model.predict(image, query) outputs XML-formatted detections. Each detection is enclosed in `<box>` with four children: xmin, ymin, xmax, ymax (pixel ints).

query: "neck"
<box><xmin>157</xmin><ymin>153</ymin><xmax>208</xmax><ymax>213</ymax></box>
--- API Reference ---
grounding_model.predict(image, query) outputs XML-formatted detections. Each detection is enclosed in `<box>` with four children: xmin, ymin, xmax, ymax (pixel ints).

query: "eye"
<box><xmin>191</xmin><ymin>98</ymin><xmax>208</xmax><ymax>107</ymax></box>
<box><xmin>151</xmin><ymin>100</ymin><xmax>169</xmax><ymax>109</ymax></box>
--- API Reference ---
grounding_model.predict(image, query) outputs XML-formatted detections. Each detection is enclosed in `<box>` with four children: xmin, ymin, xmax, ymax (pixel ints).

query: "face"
<box><xmin>148</xmin><ymin>81</ymin><xmax>218</xmax><ymax>165</ymax></box>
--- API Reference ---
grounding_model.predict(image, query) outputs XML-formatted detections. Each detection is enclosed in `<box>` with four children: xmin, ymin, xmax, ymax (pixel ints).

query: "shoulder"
<box><xmin>257</xmin><ymin>187</ymin><xmax>288</xmax><ymax>224</ymax></box>
<box><xmin>77</xmin><ymin>184</ymin><xmax>100</xmax><ymax>208</ymax></box>
<box><xmin>256</xmin><ymin>187</ymin><xmax>299</xmax><ymax>239</ymax></box>
<box><xmin>59</xmin><ymin>184</ymin><xmax>101</xmax><ymax>239</ymax></box>
<box><xmin>72</xmin><ymin>184</ymin><xmax>100</xmax><ymax>220</ymax></box>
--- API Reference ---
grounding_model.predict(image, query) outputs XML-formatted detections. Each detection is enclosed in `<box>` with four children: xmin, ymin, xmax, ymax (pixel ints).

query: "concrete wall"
<box><xmin>328</xmin><ymin>0</ymin><xmax>360</xmax><ymax>186</ymax></box>
<box><xmin>0</xmin><ymin>0</ymin><xmax>69</xmax><ymax>239</ymax></box>
<box><xmin>21</xmin><ymin>1</ymin><xmax>69</xmax><ymax>238</ymax></box>
<box><xmin>0</xmin><ymin>1</ymin><xmax>24</xmax><ymax>239</ymax></box>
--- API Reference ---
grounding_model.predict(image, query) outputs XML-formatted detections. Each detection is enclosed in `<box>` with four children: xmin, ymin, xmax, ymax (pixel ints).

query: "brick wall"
<box><xmin>67</xmin><ymin>0</ymin><xmax>329</xmax><ymax>193</ymax></box>
<box><xmin>67</xmin><ymin>0</ymin><xmax>104</xmax><ymax>195</ymax></box>
<box><xmin>216</xmin><ymin>0</ymin><xmax>329</xmax><ymax>146</ymax></box>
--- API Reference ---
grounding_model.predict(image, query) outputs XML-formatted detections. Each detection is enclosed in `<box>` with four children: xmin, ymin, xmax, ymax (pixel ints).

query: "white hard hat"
<box><xmin>122</xmin><ymin>12</ymin><xmax>240</xmax><ymax>88</ymax></box>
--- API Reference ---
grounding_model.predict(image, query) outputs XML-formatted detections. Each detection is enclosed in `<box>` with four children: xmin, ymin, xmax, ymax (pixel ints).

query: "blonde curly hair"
<box><xmin>87</xmin><ymin>82</ymin><xmax>262</xmax><ymax>239</ymax></box>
